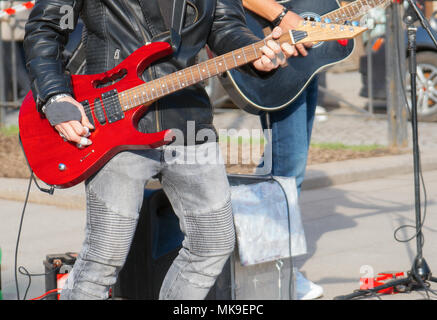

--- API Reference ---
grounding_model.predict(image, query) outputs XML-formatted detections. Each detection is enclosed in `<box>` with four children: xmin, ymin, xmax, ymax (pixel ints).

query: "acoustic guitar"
<box><xmin>219</xmin><ymin>0</ymin><xmax>389</xmax><ymax>114</ymax></box>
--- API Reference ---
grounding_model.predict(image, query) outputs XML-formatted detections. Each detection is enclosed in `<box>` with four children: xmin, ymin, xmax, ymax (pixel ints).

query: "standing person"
<box><xmin>242</xmin><ymin>0</ymin><xmax>323</xmax><ymax>300</ymax></box>
<box><xmin>23</xmin><ymin>0</ymin><xmax>295</xmax><ymax>300</ymax></box>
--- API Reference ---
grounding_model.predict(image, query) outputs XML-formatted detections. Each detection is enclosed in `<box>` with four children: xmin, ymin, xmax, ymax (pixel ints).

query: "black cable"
<box><xmin>274</xmin><ymin>176</ymin><xmax>297</xmax><ymax>301</ymax></box>
<box><xmin>14</xmin><ymin>171</ymin><xmax>33</xmax><ymax>300</ymax></box>
<box><xmin>18</xmin><ymin>265</ymin><xmax>60</xmax><ymax>300</ymax></box>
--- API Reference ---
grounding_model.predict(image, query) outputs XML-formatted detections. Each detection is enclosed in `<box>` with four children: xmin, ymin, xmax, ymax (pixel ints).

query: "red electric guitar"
<box><xmin>19</xmin><ymin>21</ymin><xmax>366</xmax><ymax>188</ymax></box>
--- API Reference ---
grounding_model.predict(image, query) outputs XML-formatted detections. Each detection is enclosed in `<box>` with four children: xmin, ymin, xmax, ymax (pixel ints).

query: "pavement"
<box><xmin>2</xmin><ymin>70</ymin><xmax>437</xmax><ymax>300</ymax></box>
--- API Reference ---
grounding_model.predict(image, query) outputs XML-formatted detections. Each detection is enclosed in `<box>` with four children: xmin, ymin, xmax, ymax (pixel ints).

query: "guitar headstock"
<box><xmin>279</xmin><ymin>21</ymin><xmax>368</xmax><ymax>45</ymax></box>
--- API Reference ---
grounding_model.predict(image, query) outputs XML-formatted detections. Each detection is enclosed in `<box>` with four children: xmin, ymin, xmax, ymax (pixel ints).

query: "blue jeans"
<box><xmin>260</xmin><ymin>79</ymin><xmax>318</xmax><ymax>195</ymax></box>
<box><xmin>60</xmin><ymin>143</ymin><xmax>235</xmax><ymax>300</ymax></box>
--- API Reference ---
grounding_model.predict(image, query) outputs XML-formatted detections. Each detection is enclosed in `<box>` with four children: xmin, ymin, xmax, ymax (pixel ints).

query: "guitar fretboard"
<box><xmin>119</xmin><ymin>30</ymin><xmax>307</xmax><ymax>111</ymax></box>
<box><xmin>323</xmin><ymin>0</ymin><xmax>387</xmax><ymax>24</ymax></box>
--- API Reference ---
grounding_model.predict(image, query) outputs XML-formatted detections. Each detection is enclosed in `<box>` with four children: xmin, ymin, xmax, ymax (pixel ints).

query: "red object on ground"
<box><xmin>360</xmin><ymin>272</ymin><xmax>407</xmax><ymax>294</ymax></box>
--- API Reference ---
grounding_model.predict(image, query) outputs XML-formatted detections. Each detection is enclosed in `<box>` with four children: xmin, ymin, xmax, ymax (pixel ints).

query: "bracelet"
<box><xmin>272</xmin><ymin>7</ymin><xmax>289</xmax><ymax>27</ymax></box>
<box><xmin>41</xmin><ymin>93</ymin><xmax>72</xmax><ymax>114</ymax></box>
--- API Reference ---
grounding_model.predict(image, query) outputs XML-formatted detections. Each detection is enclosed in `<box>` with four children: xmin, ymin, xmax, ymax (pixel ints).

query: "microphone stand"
<box><xmin>334</xmin><ymin>0</ymin><xmax>437</xmax><ymax>300</ymax></box>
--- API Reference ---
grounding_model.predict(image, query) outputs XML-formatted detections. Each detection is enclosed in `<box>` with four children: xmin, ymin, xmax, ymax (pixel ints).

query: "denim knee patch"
<box><xmin>184</xmin><ymin>197</ymin><xmax>235</xmax><ymax>256</ymax></box>
<box><xmin>85</xmin><ymin>191</ymin><xmax>138</xmax><ymax>265</ymax></box>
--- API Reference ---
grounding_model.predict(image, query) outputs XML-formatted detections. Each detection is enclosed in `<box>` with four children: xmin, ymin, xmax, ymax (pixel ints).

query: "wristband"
<box><xmin>272</xmin><ymin>7</ymin><xmax>289</xmax><ymax>27</ymax></box>
<box><xmin>41</xmin><ymin>93</ymin><xmax>72</xmax><ymax>114</ymax></box>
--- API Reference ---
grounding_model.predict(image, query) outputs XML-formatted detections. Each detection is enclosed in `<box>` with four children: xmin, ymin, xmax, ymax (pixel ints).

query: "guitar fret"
<box><xmin>213</xmin><ymin>58</ymin><xmax>220</xmax><ymax>74</ymax></box>
<box><xmin>176</xmin><ymin>71</ymin><xmax>182</xmax><ymax>89</ymax></box>
<box><xmin>241</xmin><ymin>48</ymin><xmax>248</xmax><ymax>63</ymax></box>
<box><xmin>252</xmin><ymin>43</ymin><xmax>258</xmax><ymax>58</ymax></box>
<box><xmin>222</xmin><ymin>55</ymin><xmax>228</xmax><ymax>71</ymax></box>
<box><xmin>187</xmin><ymin>67</ymin><xmax>195</xmax><ymax>85</ymax></box>
<box><xmin>170</xmin><ymin>74</ymin><xmax>176</xmax><ymax>92</ymax></box>
<box><xmin>231</xmin><ymin>51</ymin><xmax>238</xmax><ymax>67</ymax></box>
<box><xmin>163</xmin><ymin>77</ymin><xmax>170</xmax><ymax>94</ymax></box>
<box><xmin>197</xmin><ymin>65</ymin><xmax>203</xmax><ymax>81</ymax></box>
<box><xmin>150</xmin><ymin>82</ymin><xmax>157</xmax><ymax>99</ymax></box>
<box><xmin>180</xmin><ymin>70</ymin><xmax>187</xmax><ymax>87</ymax></box>
<box><xmin>157</xmin><ymin>79</ymin><xmax>164</xmax><ymax>96</ymax></box>
<box><xmin>187</xmin><ymin>67</ymin><xmax>194</xmax><ymax>84</ymax></box>
<box><xmin>216</xmin><ymin>58</ymin><xmax>225</xmax><ymax>73</ymax></box>
<box><xmin>205</xmin><ymin>62</ymin><xmax>211</xmax><ymax>78</ymax></box>
<box><xmin>142</xmin><ymin>85</ymin><xmax>149</xmax><ymax>102</ymax></box>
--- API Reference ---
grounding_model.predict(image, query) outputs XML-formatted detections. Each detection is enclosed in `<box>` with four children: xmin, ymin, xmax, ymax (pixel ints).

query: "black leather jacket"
<box><xmin>24</xmin><ymin>0</ymin><xmax>260</xmax><ymax>142</ymax></box>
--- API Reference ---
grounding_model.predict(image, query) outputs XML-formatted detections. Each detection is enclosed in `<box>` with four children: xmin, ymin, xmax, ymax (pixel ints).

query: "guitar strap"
<box><xmin>135</xmin><ymin>0</ymin><xmax>187</xmax><ymax>52</ymax></box>
<box><xmin>169</xmin><ymin>0</ymin><xmax>187</xmax><ymax>52</ymax></box>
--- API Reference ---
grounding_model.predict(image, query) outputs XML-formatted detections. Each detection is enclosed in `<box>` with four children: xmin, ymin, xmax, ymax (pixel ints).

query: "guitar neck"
<box><xmin>323</xmin><ymin>0</ymin><xmax>387</xmax><ymax>24</ymax></box>
<box><xmin>119</xmin><ymin>31</ymin><xmax>307</xmax><ymax>111</ymax></box>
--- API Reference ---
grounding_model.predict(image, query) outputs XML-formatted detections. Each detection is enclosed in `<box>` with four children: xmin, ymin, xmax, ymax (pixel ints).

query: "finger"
<box><xmin>296</xmin><ymin>44</ymin><xmax>308</xmax><ymax>56</ymax></box>
<box><xmin>55</xmin><ymin>125</ymin><xmax>69</xmax><ymax>141</ymax></box>
<box><xmin>281</xmin><ymin>43</ymin><xmax>296</xmax><ymax>57</ymax></box>
<box><xmin>62</xmin><ymin>123</ymin><xmax>83</xmax><ymax>144</ymax></box>
<box><xmin>277</xmin><ymin>51</ymin><xmax>287</xmax><ymax>66</ymax></box>
<box><xmin>261</xmin><ymin>55</ymin><xmax>276</xmax><ymax>70</ymax></box>
<box><xmin>75</xmin><ymin>105</ymin><xmax>95</xmax><ymax>130</ymax></box>
<box><xmin>266</xmin><ymin>40</ymin><xmax>282</xmax><ymax>56</ymax></box>
<box><xmin>271</xmin><ymin>26</ymin><xmax>282</xmax><ymax>39</ymax></box>
<box><xmin>70</xmin><ymin>120</ymin><xmax>88</xmax><ymax>137</ymax></box>
<box><xmin>260</xmin><ymin>45</ymin><xmax>276</xmax><ymax>60</ymax></box>
<box><xmin>76</xmin><ymin>136</ymin><xmax>92</xmax><ymax>149</ymax></box>
<box><xmin>304</xmin><ymin>41</ymin><xmax>313</xmax><ymax>48</ymax></box>
<box><xmin>253</xmin><ymin>56</ymin><xmax>272</xmax><ymax>72</ymax></box>
<box><xmin>80</xmin><ymin>112</ymin><xmax>95</xmax><ymax>130</ymax></box>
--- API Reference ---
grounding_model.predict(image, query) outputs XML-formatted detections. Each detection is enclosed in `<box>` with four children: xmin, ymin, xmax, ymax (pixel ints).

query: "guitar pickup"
<box><xmin>81</xmin><ymin>100</ymin><xmax>95</xmax><ymax>127</ymax></box>
<box><xmin>94</xmin><ymin>98</ymin><xmax>107</xmax><ymax>125</ymax></box>
<box><xmin>102</xmin><ymin>89</ymin><xmax>125</xmax><ymax>124</ymax></box>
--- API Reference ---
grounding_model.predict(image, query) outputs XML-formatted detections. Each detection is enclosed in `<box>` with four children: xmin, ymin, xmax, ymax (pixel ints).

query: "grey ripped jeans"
<box><xmin>60</xmin><ymin>142</ymin><xmax>235</xmax><ymax>300</ymax></box>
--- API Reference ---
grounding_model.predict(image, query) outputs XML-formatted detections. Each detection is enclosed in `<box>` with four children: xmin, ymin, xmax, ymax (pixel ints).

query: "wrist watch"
<box><xmin>41</xmin><ymin>93</ymin><xmax>72</xmax><ymax>114</ymax></box>
<box><xmin>272</xmin><ymin>7</ymin><xmax>289</xmax><ymax>27</ymax></box>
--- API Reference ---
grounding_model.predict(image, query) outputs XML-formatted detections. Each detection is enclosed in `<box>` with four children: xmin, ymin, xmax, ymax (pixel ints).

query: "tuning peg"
<box><xmin>315</xmin><ymin>16</ymin><xmax>321</xmax><ymax>22</ymax></box>
<box><xmin>352</xmin><ymin>21</ymin><xmax>360</xmax><ymax>27</ymax></box>
<box><xmin>324</xmin><ymin>18</ymin><xmax>331</xmax><ymax>23</ymax></box>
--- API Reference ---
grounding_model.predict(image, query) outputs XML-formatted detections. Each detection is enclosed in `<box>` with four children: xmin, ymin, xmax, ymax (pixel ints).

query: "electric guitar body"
<box><xmin>220</xmin><ymin>0</ymin><xmax>387</xmax><ymax>115</ymax></box>
<box><xmin>19</xmin><ymin>42</ymin><xmax>173</xmax><ymax>188</ymax></box>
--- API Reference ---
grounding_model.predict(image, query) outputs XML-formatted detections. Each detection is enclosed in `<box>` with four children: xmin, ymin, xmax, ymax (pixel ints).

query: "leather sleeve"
<box><xmin>207</xmin><ymin>0</ymin><xmax>260</xmax><ymax>55</ymax></box>
<box><xmin>23</xmin><ymin>0</ymin><xmax>83</xmax><ymax>111</ymax></box>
